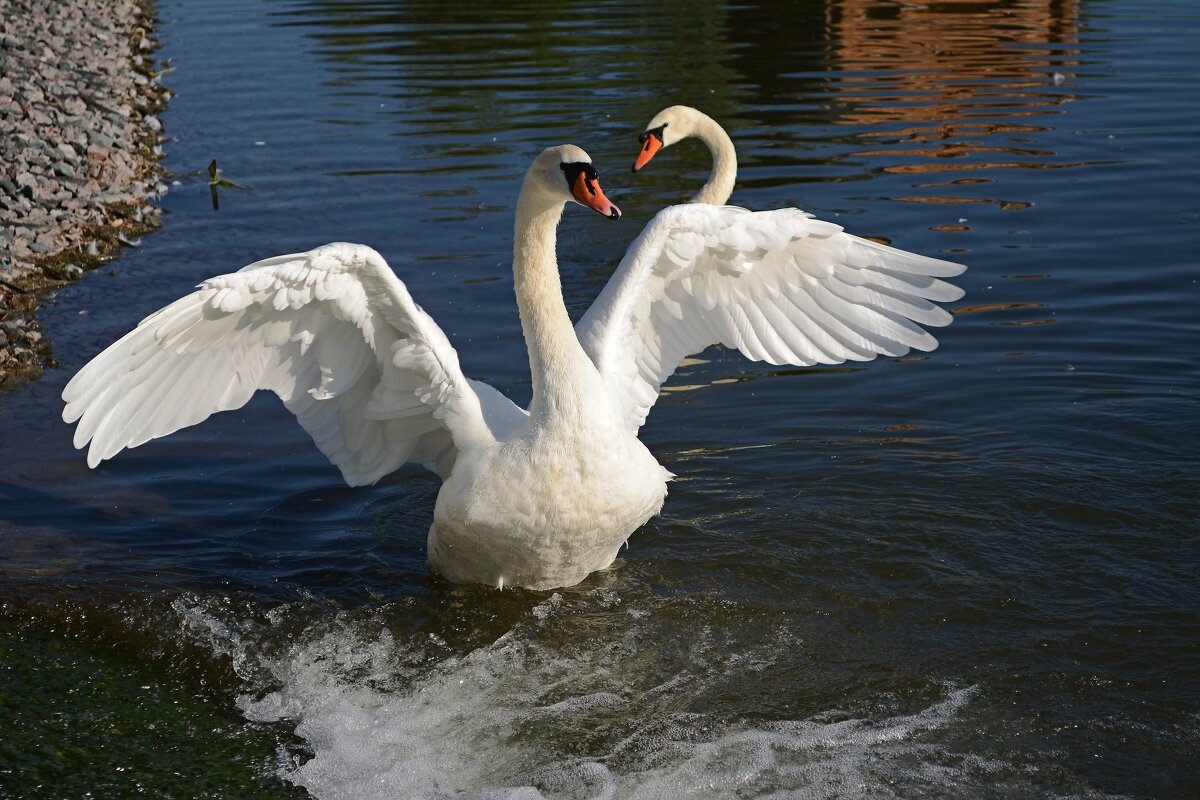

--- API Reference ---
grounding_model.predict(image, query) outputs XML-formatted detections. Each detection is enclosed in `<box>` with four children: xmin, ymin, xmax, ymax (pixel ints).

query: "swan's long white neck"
<box><xmin>687</xmin><ymin>112</ymin><xmax>737</xmax><ymax>206</ymax></box>
<box><xmin>512</xmin><ymin>183</ymin><xmax>602</xmax><ymax>423</ymax></box>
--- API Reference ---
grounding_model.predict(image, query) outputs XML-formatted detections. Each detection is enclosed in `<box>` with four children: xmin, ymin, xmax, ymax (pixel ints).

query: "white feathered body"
<box><xmin>429</xmin><ymin>412</ymin><xmax>669</xmax><ymax>590</ymax></box>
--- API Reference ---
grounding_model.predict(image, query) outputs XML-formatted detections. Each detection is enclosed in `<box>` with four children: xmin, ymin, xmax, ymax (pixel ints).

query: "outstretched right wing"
<box><xmin>62</xmin><ymin>242</ymin><xmax>526</xmax><ymax>485</ymax></box>
<box><xmin>576</xmin><ymin>204</ymin><xmax>965</xmax><ymax>432</ymax></box>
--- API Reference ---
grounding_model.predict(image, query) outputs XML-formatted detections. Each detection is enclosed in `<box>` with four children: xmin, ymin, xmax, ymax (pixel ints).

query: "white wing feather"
<box><xmin>576</xmin><ymin>205</ymin><xmax>965</xmax><ymax>432</ymax></box>
<box><xmin>62</xmin><ymin>242</ymin><xmax>526</xmax><ymax>484</ymax></box>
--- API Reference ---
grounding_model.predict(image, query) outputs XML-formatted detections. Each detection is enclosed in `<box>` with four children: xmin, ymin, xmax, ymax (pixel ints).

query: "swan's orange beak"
<box><xmin>571</xmin><ymin>171</ymin><xmax>621</xmax><ymax>220</ymax></box>
<box><xmin>632</xmin><ymin>132</ymin><xmax>663</xmax><ymax>172</ymax></box>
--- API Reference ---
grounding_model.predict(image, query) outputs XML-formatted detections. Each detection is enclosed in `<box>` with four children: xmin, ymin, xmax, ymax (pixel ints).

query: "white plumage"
<box><xmin>63</xmin><ymin>133</ymin><xmax>964</xmax><ymax>591</ymax></box>
<box><xmin>63</xmin><ymin>242</ymin><xmax>523</xmax><ymax>485</ymax></box>
<box><xmin>577</xmin><ymin>204</ymin><xmax>963</xmax><ymax>432</ymax></box>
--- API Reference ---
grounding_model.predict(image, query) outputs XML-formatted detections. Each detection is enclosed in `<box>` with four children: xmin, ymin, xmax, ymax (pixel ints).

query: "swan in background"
<box><xmin>579</xmin><ymin>104</ymin><xmax>966</xmax><ymax>432</ymax></box>
<box><xmin>64</xmin><ymin>133</ymin><xmax>965</xmax><ymax>590</ymax></box>
<box><xmin>632</xmin><ymin>105</ymin><xmax>738</xmax><ymax>205</ymax></box>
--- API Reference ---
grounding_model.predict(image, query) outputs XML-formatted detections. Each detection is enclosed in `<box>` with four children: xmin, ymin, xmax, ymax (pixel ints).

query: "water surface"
<box><xmin>2</xmin><ymin>0</ymin><xmax>1198</xmax><ymax>797</ymax></box>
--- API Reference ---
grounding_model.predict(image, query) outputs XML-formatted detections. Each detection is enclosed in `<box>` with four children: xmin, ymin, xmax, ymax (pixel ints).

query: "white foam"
<box><xmin>175</xmin><ymin>594</ymin><xmax>985</xmax><ymax>799</ymax></box>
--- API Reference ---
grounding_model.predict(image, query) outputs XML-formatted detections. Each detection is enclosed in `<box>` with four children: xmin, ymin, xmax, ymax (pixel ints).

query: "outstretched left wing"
<box><xmin>575</xmin><ymin>204</ymin><xmax>965</xmax><ymax>433</ymax></box>
<box><xmin>63</xmin><ymin>242</ymin><xmax>526</xmax><ymax>485</ymax></box>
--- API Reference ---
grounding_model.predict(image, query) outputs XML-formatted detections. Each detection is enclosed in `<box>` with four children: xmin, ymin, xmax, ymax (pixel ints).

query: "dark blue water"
<box><xmin>2</xmin><ymin>0</ymin><xmax>1198</xmax><ymax>797</ymax></box>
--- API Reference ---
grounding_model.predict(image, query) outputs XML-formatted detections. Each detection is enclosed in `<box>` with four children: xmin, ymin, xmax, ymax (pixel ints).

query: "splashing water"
<box><xmin>174</xmin><ymin>594</ymin><xmax>991</xmax><ymax>800</ymax></box>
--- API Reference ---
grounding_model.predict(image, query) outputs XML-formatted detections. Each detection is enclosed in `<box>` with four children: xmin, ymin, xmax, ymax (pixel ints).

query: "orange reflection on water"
<box><xmin>952</xmin><ymin>302</ymin><xmax>1046</xmax><ymax>315</ymax></box>
<box><xmin>824</xmin><ymin>0</ymin><xmax>1080</xmax><ymax>208</ymax></box>
<box><xmin>952</xmin><ymin>302</ymin><xmax>1054</xmax><ymax>328</ymax></box>
<box><xmin>826</xmin><ymin>0</ymin><xmax>1080</xmax><ymax>123</ymax></box>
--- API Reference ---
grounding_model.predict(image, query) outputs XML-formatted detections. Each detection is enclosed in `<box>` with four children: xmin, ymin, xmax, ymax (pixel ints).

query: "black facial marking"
<box><xmin>638</xmin><ymin>123</ymin><xmax>667</xmax><ymax>144</ymax></box>
<box><xmin>561</xmin><ymin>161</ymin><xmax>599</xmax><ymax>193</ymax></box>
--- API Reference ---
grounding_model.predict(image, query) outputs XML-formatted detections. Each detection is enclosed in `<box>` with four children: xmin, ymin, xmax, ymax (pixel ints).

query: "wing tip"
<box><xmin>939</xmin><ymin>259</ymin><xmax>968</xmax><ymax>278</ymax></box>
<box><xmin>85</xmin><ymin>444</ymin><xmax>108</xmax><ymax>469</ymax></box>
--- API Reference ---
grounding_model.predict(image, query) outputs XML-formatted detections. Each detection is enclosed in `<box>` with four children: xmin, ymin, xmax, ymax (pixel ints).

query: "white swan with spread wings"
<box><xmin>64</xmin><ymin>132</ymin><xmax>964</xmax><ymax>590</ymax></box>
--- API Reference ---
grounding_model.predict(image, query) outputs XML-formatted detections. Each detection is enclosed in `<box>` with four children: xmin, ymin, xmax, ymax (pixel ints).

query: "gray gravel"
<box><xmin>0</xmin><ymin>0</ymin><xmax>168</xmax><ymax>389</ymax></box>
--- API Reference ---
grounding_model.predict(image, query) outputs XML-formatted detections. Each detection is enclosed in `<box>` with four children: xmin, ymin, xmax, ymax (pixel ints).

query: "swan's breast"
<box><xmin>428</xmin><ymin>427</ymin><xmax>668</xmax><ymax>589</ymax></box>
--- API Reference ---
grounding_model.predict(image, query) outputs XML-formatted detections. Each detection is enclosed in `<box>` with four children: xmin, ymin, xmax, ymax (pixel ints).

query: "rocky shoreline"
<box><xmin>0</xmin><ymin>0</ymin><xmax>168</xmax><ymax>391</ymax></box>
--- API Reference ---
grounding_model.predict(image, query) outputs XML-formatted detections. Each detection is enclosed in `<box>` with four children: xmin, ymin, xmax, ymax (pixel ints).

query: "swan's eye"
<box><xmin>560</xmin><ymin>161</ymin><xmax>599</xmax><ymax>192</ymax></box>
<box><xmin>639</xmin><ymin>124</ymin><xmax>667</xmax><ymax>145</ymax></box>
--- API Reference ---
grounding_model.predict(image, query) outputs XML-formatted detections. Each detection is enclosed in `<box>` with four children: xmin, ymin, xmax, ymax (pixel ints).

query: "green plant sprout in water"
<box><xmin>207</xmin><ymin>159</ymin><xmax>246</xmax><ymax>211</ymax></box>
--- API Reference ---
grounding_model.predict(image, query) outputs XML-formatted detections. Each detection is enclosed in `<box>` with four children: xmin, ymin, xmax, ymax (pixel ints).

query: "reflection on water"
<box><xmin>829</xmin><ymin>0</ymin><xmax>1080</xmax><ymax>118</ymax></box>
<box><xmin>827</xmin><ymin>0</ymin><xmax>1082</xmax><ymax>216</ymax></box>
<box><xmin>3</xmin><ymin>0</ymin><xmax>1200</xmax><ymax>797</ymax></box>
